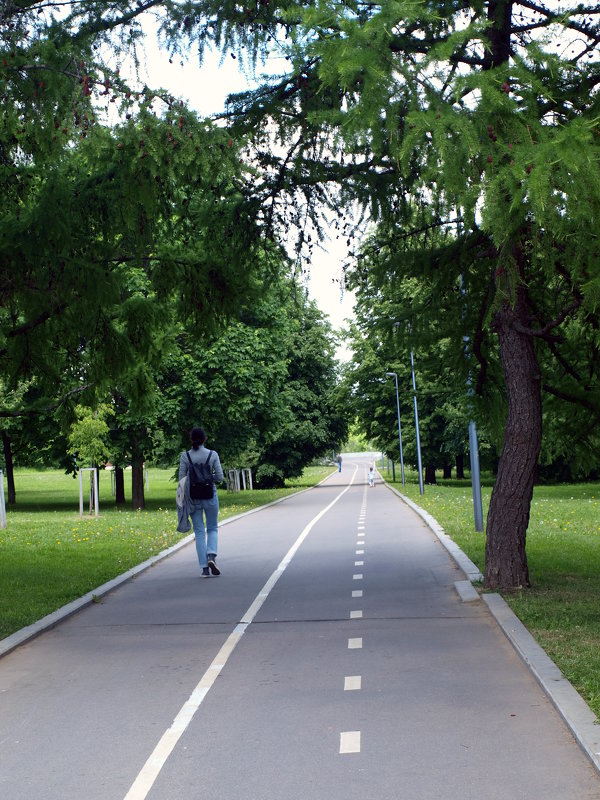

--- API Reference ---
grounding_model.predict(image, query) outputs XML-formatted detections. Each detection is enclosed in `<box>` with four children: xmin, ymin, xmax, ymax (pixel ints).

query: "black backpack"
<box><xmin>186</xmin><ymin>450</ymin><xmax>214</xmax><ymax>500</ymax></box>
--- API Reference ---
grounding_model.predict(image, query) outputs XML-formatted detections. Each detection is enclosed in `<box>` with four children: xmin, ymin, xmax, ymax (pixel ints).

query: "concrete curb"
<box><xmin>483</xmin><ymin>593</ymin><xmax>600</xmax><ymax>774</ymax></box>
<box><xmin>454</xmin><ymin>579</ymin><xmax>480</xmax><ymax>603</ymax></box>
<box><xmin>0</xmin><ymin>476</ymin><xmax>333</xmax><ymax>660</ymax></box>
<box><xmin>385</xmin><ymin>481</ymin><xmax>600</xmax><ymax>776</ymax></box>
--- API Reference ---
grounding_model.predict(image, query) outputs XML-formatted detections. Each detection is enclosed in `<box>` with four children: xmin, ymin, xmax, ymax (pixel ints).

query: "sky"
<box><xmin>135</xmin><ymin>29</ymin><xmax>356</xmax><ymax>359</ymax></box>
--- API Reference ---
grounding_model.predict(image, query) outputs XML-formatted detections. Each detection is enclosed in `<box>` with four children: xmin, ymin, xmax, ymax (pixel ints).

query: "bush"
<box><xmin>255</xmin><ymin>463</ymin><xmax>286</xmax><ymax>488</ymax></box>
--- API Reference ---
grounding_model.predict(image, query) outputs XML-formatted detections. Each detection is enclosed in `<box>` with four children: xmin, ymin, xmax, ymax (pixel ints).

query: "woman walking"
<box><xmin>179</xmin><ymin>427</ymin><xmax>224</xmax><ymax>578</ymax></box>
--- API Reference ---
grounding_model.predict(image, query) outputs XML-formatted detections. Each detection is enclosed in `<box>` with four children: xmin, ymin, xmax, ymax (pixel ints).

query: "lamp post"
<box><xmin>409</xmin><ymin>349</ymin><xmax>425</xmax><ymax>495</ymax></box>
<box><xmin>459</xmin><ymin>275</ymin><xmax>484</xmax><ymax>532</ymax></box>
<box><xmin>385</xmin><ymin>372</ymin><xmax>405</xmax><ymax>485</ymax></box>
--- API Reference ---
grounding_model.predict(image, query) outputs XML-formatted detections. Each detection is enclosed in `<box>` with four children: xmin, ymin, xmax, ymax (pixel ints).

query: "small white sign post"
<box><xmin>0</xmin><ymin>469</ymin><xmax>6</xmax><ymax>529</ymax></box>
<box><xmin>79</xmin><ymin>468</ymin><xmax>99</xmax><ymax>518</ymax></box>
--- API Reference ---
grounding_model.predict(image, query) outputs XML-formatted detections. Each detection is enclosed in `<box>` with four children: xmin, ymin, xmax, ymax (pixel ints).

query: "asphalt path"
<box><xmin>1</xmin><ymin>454</ymin><xmax>599</xmax><ymax>799</ymax></box>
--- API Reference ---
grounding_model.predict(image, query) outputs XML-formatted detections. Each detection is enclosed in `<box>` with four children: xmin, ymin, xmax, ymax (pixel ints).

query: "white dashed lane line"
<box><xmin>340</xmin><ymin>731</ymin><xmax>361</xmax><ymax>754</ymax></box>
<box><xmin>339</xmin><ymin>483</ymin><xmax>368</xmax><ymax>757</ymax></box>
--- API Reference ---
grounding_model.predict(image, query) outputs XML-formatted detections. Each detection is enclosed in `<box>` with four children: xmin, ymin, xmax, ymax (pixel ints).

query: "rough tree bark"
<box><xmin>484</xmin><ymin>275</ymin><xmax>542</xmax><ymax>589</ymax></box>
<box><xmin>1</xmin><ymin>430</ymin><xmax>16</xmax><ymax>505</ymax></box>
<box><xmin>131</xmin><ymin>440</ymin><xmax>145</xmax><ymax>510</ymax></box>
<box><xmin>114</xmin><ymin>466</ymin><xmax>125</xmax><ymax>505</ymax></box>
<box><xmin>456</xmin><ymin>453</ymin><xmax>465</xmax><ymax>480</ymax></box>
<box><xmin>425</xmin><ymin>464</ymin><xmax>437</xmax><ymax>484</ymax></box>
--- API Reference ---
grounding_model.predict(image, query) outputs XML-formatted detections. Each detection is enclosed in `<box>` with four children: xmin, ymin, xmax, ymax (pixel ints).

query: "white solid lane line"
<box><xmin>123</xmin><ymin>465</ymin><xmax>359</xmax><ymax>800</ymax></box>
<box><xmin>340</xmin><ymin>731</ymin><xmax>361</xmax><ymax>754</ymax></box>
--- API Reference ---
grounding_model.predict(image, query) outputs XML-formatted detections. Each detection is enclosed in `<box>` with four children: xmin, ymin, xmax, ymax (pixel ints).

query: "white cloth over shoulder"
<box><xmin>176</xmin><ymin>476</ymin><xmax>191</xmax><ymax>533</ymax></box>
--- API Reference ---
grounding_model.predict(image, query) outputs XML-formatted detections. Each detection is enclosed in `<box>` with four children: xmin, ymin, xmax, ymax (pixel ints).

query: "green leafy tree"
<box><xmin>255</xmin><ymin>291</ymin><xmax>348</xmax><ymax>487</ymax></box>
<box><xmin>67</xmin><ymin>403</ymin><xmax>113</xmax><ymax>467</ymax></box>
<box><xmin>151</xmin><ymin>278</ymin><xmax>292</xmax><ymax>472</ymax></box>
<box><xmin>1</xmin><ymin>2</ymin><xmax>277</xmax><ymax>517</ymax></box>
<box><xmin>67</xmin><ymin>402</ymin><xmax>113</xmax><ymax>514</ymax></box>
<box><xmin>343</xmin><ymin>421</ymin><xmax>373</xmax><ymax>454</ymax></box>
<box><xmin>149</xmin><ymin>273</ymin><xmax>347</xmax><ymax>487</ymax></box>
<box><xmin>169</xmin><ymin>0</ymin><xmax>600</xmax><ymax>589</ymax></box>
<box><xmin>285</xmin><ymin>0</ymin><xmax>600</xmax><ymax>590</ymax></box>
<box><xmin>1</xmin><ymin>2</ymin><xmax>269</xmax><ymax>419</ymax></box>
<box><xmin>5</xmin><ymin>1</ymin><xmax>600</xmax><ymax>589</ymax></box>
<box><xmin>344</xmin><ymin>241</ymin><xmax>493</xmax><ymax>485</ymax></box>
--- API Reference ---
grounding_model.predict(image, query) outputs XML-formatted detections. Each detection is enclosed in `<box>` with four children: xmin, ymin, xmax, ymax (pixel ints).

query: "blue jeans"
<box><xmin>190</xmin><ymin>491</ymin><xmax>219</xmax><ymax>568</ymax></box>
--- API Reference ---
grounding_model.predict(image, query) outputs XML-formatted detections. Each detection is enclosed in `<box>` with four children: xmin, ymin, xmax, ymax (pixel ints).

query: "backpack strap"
<box><xmin>186</xmin><ymin>449</ymin><xmax>213</xmax><ymax>470</ymax></box>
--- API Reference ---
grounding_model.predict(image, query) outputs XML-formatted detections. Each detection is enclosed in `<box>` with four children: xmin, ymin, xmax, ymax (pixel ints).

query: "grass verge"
<box><xmin>382</xmin><ymin>468</ymin><xmax>600</xmax><ymax>720</ymax></box>
<box><xmin>0</xmin><ymin>465</ymin><xmax>335</xmax><ymax>641</ymax></box>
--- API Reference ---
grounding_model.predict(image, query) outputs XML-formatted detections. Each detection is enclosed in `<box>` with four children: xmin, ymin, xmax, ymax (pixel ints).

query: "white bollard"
<box><xmin>0</xmin><ymin>469</ymin><xmax>6</xmax><ymax>529</ymax></box>
<box><xmin>93</xmin><ymin>468</ymin><xmax>99</xmax><ymax>518</ymax></box>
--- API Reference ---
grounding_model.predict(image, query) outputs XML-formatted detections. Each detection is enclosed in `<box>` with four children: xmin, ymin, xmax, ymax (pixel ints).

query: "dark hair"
<box><xmin>189</xmin><ymin>427</ymin><xmax>207</xmax><ymax>450</ymax></box>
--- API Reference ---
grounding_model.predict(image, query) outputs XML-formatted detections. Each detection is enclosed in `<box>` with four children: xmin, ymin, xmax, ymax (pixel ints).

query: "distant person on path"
<box><xmin>368</xmin><ymin>463</ymin><xmax>375</xmax><ymax>487</ymax></box>
<box><xmin>337</xmin><ymin>453</ymin><xmax>342</xmax><ymax>472</ymax></box>
<box><xmin>179</xmin><ymin>427</ymin><xmax>224</xmax><ymax>578</ymax></box>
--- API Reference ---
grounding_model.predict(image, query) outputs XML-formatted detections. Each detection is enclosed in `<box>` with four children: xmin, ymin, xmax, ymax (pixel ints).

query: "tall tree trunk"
<box><xmin>1</xmin><ymin>430</ymin><xmax>16</xmax><ymax>505</ymax></box>
<box><xmin>131</xmin><ymin>441</ymin><xmax>145</xmax><ymax>510</ymax></box>
<box><xmin>115</xmin><ymin>467</ymin><xmax>125</xmax><ymax>505</ymax></box>
<box><xmin>484</xmin><ymin>0</ymin><xmax>513</xmax><ymax>68</ymax></box>
<box><xmin>443</xmin><ymin>463</ymin><xmax>452</xmax><ymax>479</ymax></box>
<box><xmin>456</xmin><ymin>453</ymin><xmax>465</xmax><ymax>480</ymax></box>
<box><xmin>425</xmin><ymin>464</ymin><xmax>437</xmax><ymax>484</ymax></box>
<box><xmin>484</xmin><ymin>281</ymin><xmax>542</xmax><ymax>590</ymax></box>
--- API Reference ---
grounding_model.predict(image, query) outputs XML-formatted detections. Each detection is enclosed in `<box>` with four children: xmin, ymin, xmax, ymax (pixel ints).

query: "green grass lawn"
<box><xmin>0</xmin><ymin>465</ymin><xmax>335</xmax><ymax>640</ymax></box>
<box><xmin>383</xmin><ymin>466</ymin><xmax>600</xmax><ymax>719</ymax></box>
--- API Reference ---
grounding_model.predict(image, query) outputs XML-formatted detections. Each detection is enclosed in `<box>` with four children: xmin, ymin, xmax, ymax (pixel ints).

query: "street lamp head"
<box><xmin>385</xmin><ymin>371</ymin><xmax>396</xmax><ymax>377</ymax></box>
